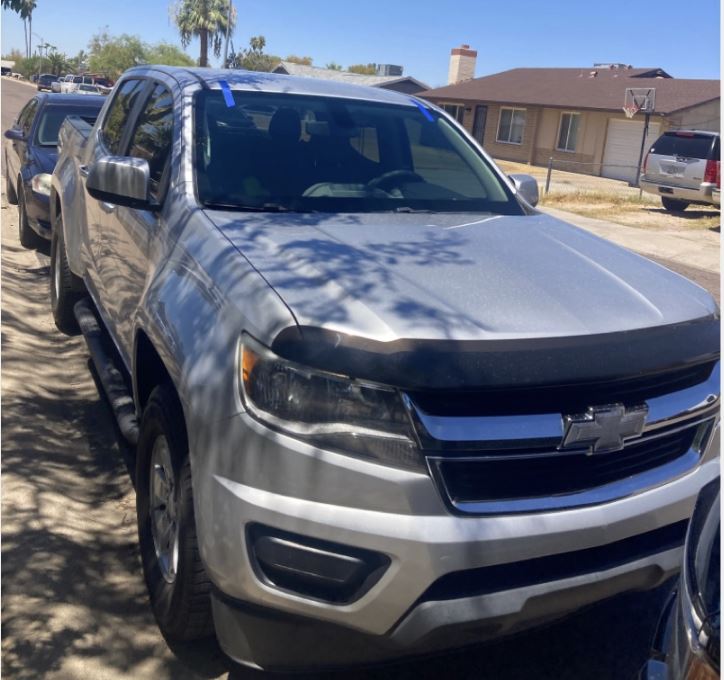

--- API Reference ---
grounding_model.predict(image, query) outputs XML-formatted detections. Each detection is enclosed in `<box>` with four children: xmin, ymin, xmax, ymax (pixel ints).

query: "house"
<box><xmin>272</xmin><ymin>61</ymin><xmax>429</xmax><ymax>95</ymax></box>
<box><xmin>422</xmin><ymin>50</ymin><xmax>720</xmax><ymax>184</ymax></box>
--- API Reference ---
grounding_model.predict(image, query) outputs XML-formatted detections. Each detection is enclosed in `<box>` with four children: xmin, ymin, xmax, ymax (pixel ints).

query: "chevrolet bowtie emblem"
<box><xmin>561</xmin><ymin>403</ymin><xmax>648</xmax><ymax>454</ymax></box>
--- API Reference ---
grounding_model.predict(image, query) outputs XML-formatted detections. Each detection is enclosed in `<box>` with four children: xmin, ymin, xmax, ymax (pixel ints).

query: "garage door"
<box><xmin>601</xmin><ymin>119</ymin><xmax>660</xmax><ymax>184</ymax></box>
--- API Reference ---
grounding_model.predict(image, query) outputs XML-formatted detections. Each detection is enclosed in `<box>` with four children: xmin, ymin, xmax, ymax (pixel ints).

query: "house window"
<box><xmin>557</xmin><ymin>112</ymin><xmax>580</xmax><ymax>152</ymax></box>
<box><xmin>442</xmin><ymin>104</ymin><xmax>465</xmax><ymax>124</ymax></box>
<box><xmin>497</xmin><ymin>107</ymin><xmax>526</xmax><ymax>144</ymax></box>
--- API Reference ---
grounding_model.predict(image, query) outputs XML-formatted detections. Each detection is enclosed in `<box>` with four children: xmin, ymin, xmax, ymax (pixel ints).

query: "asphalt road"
<box><xmin>0</xmin><ymin>75</ymin><xmax>713</xmax><ymax>680</ymax></box>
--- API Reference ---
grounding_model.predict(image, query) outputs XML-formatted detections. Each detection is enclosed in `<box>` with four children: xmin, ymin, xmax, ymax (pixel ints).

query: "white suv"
<box><xmin>640</xmin><ymin>130</ymin><xmax>720</xmax><ymax>211</ymax></box>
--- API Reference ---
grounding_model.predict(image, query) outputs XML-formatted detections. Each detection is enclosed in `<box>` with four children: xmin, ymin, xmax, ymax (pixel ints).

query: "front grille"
<box><xmin>408</xmin><ymin>360</ymin><xmax>716</xmax><ymax>417</ymax></box>
<box><xmin>434</xmin><ymin>421</ymin><xmax>708</xmax><ymax>506</ymax></box>
<box><xmin>418</xmin><ymin>520</ymin><xmax>688</xmax><ymax>603</ymax></box>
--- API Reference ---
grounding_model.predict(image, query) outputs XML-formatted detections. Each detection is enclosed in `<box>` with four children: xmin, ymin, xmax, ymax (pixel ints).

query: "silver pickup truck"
<box><xmin>50</xmin><ymin>66</ymin><xmax>720</xmax><ymax>671</ymax></box>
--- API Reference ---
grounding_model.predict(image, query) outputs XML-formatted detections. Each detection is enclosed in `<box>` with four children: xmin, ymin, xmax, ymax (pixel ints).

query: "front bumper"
<box><xmin>23</xmin><ymin>185</ymin><xmax>51</xmax><ymax>239</ymax></box>
<box><xmin>195</xmin><ymin>409</ymin><xmax>720</xmax><ymax>671</ymax></box>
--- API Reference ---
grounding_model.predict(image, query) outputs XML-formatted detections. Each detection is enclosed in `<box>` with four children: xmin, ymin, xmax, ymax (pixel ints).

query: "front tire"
<box><xmin>661</xmin><ymin>197</ymin><xmax>689</xmax><ymax>212</ymax></box>
<box><xmin>18</xmin><ymin>185</ymin><xmax>44</xmax><ymax>249</ymax></box>
<box><xmin>5</xmin><ymin>168</ymin><xmax>18</xmax><ymax>205</ymax></box>
<box><xmin>49</xmin><ymin>214</ymin><xmax>83</xmax><ymax>334</ymax></box>
<box><xmin>136</xmin><ymin>384</ymin><xmax>213</xmax><ymax>642</ymax></box>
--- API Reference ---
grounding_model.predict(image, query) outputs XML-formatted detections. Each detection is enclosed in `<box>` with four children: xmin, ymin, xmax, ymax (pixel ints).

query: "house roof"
<box><xmin>272</xmin><ymin>61</ymin><xmax>429</xmax><ymax>90</ymax></box>
<box><xmin>422</xmin><ymin>68</ymin><xmax>720</xmax><ymax>115</ymax></box>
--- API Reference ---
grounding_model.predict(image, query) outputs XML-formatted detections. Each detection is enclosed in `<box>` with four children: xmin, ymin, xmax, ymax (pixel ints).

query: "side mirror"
<box><xmin>86</xmin><ymin>156</ymin><xmax>156</xmax><ymax>210</ymax></box>
<box><xmin>509</xmin><ymin>173</ymin><xmax>539</xmax><ymax>208</ymax></box>
<box><xmin>4</xmin><ymin>128</ymin><xmax>24</xmax><ymax>141</ymax></box>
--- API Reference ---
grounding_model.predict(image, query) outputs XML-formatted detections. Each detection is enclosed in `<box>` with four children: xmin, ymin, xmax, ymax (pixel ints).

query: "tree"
<box><xmin>228</xmin><ymin>35</ymin><xmax>279</xmax><ymax>72</ymax></box>
<box><xmin>2</xmin><ymin>1</ymin><xmax>36</xmax><ymax>57</ymax></box>
<box><xmin>88</xmin><ymin>31</ymin><xmax>146</xmax><ymax>78</ymax></box>
<box><xmin>325</xmin><ymin>62</ymin><xmax>342</xmax><ymax>71</ymax></box>
<box><xmin>285</xmin><ymin>55</ymin><xmax>312</xmax><ymax>66</ymax></box>
<box><xmin>87</xmin><ymin>30</ymin><xmax>195</xmax><ymax>79</ymax></box>
<box><xmin>10</xmin><ymin>54</ymin><xmax>41</xmax><ymax>79</ymax></box>
<box><xmin>145</xmin><ymin>42</ymin><xmax>195</xmax><ymax>67</ymax></box>
<box><xmin>172</xmin><ymin>0</ymin><xmax>236</xmax><ymax>67</ymax></box>
<box><xmin>69</xmin><ymin>49</ymin><xmax>88</xmax><ymax>73</ymax></box>
<box><xmin>46</xmin><ymin>49</ymin><xmax>71</xmax><ymax>75</ymax></box>
<box><xmin>348</xmin><ymin>63</ymin><xmax>376</xmax><ymax>75</ymax></box>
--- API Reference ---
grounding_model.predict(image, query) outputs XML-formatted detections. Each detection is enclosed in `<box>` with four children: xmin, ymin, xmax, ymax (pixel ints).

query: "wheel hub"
<box><xmin>149</xmin><ymin>436</ymin><xmax>179</xmax><ymax>584</ymax></box>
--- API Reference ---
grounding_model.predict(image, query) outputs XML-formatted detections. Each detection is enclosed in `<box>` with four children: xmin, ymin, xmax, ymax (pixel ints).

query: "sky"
<box><xmin>1</xmin><ymin>0</ymin><xmax>721</xmax><ymax>87</ymax></box>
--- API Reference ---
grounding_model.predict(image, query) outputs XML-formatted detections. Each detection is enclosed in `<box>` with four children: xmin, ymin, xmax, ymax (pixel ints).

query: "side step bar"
<box><xmin>74</xmin><ymin>298</ymin><xmax>140</xmax><ymax>445</ymax></box>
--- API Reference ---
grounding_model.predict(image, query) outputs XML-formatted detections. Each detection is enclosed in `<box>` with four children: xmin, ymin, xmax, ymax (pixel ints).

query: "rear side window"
<box><xmin>35</xmin><ymin>105</ymin><xmax>103</xmax><ymax>146</ymax></box>
<box><xmin>101</xmin><ymin>78</ymin><xmax>146</xmax><ymax>154</ymax></box>
<box><xmin>17</xmin><ymin>99</ymin><xmax>38</xmax><ymax>136</ymax></box>
<box><xmin>127</xmin><ymin>83</ymin><xmax>174</xmax><ymax>202</ymax></box>
<box><xmin>649</xmin><ymin>133</ymin><xmax>716</xmax><ymax>159</ymax></box>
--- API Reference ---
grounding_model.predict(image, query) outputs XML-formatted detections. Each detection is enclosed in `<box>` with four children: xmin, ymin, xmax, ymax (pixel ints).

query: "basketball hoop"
<box><xmin>623</xmin><ymin>87</ymin><xmax>656</xmax><ymax>117</ymax></box>
<box><xmin>622</xmin><ymin>87</ymin><xmax>657</xmax><ymax>187</ymax></box>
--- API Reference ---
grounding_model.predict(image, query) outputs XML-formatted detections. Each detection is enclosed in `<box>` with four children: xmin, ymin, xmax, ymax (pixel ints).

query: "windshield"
<box><xmin>35</xmin><ymin>105</ymin><xmax>102</xmax><ymax>146</ymax></box>
<box><xmin>195</xmin><ymin>90</ymin><xmax>523</xmax><ymax>214</ymax></box>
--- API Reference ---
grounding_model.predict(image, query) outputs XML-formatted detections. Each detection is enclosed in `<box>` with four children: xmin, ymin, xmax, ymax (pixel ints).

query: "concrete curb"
<box><xmin>541</xmin><ymin>206</ymin><xmax>720</xmax><ymax>275</ymax></box>
<box><xmin>1</xmin><ymin>75</ymin><xmax>36</xmax><ymax>89</ymax></box>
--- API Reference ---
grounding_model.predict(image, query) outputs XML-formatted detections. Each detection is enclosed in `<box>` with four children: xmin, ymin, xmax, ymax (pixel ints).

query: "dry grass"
<box><xmin>495</xmin><ymin>159</ymin><xmax>720</xmax><ymax>231</ymax></box>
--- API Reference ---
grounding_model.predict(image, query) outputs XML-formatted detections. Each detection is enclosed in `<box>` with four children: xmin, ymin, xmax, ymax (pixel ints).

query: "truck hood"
<box><xmin>206</xmin><ymin>210</ymin><xmax>717</xmax><ymax>343</ymax></box>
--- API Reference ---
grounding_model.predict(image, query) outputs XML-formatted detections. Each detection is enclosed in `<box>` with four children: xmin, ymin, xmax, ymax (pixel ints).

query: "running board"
<box><xmin>74</xmin><ymin>298</ymin><xmax>140</xmax><ymax>445</ymax></box>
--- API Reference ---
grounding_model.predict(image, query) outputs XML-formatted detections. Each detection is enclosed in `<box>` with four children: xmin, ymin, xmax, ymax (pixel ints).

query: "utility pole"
<box><xmin>223</xmin><ymin>0</ymin><xmax>234</xmax><ymax>68</ymax></box>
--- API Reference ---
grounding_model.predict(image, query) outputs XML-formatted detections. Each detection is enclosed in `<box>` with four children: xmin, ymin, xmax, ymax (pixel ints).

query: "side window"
<box><xmin>18</xmin><ymin>99</ymin><xmax>38</xmax><ymax>136</ymax></box>
<box><xmin>403</xmin><ymin>117</ymin><xmax>486</xmax><ymax>198</ymax></box>
<box><xmin>101</xmin><ymin>79</ymin><xmax>145</xmax><ymax>154</ymax></box>
<box><xmin>349</xmin><ymin>127</ymin><xmax>380</xmax><ymax>162</ymax></box>
<box><xmin>127</xmin><ymin>84</ymin><xmax>174</xmax><ymax>202</ymax></box>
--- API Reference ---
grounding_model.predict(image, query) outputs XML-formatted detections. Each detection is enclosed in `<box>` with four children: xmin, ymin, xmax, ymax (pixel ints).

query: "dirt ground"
<box><xmin>0</xmin><ymin>189</ymin><xmax>234</xmax><ymax>679</ymax></box>
<box><xmin>497</xmin><ymin>159</ymin><xmax>721</xmax><ymax>231</ymax></box>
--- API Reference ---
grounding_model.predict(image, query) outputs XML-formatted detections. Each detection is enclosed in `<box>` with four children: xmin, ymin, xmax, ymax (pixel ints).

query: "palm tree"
<box><xmin>172</xmin><ymin>0</ymin><xmax>235</xmax><ymax>68</ymax></box>
<box><xmin>46</xmin><ymin>49</ymin><xmax>70</xmax><ymax>76</ymax></box>
<box><xmin>2</xmin><ymin>0</ymin><xmax>37</xmax><ymax>57</ymax></box>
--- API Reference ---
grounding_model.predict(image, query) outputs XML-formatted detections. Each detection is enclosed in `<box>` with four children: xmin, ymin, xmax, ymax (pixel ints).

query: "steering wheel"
<box><xmin>367</xmin><ymin>170</ymin><xmax>424</xmax><ymax>192</ymax></box>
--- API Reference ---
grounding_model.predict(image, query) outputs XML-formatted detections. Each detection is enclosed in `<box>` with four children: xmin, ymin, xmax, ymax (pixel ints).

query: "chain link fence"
<box><xmin>543</xmin><ymin>157</ymin><xmax>645</xmax><ymax>194</ymax></box>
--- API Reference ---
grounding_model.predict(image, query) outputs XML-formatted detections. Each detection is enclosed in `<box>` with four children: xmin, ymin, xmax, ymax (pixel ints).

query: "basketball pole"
<box><xmin>634</xmin><ymin>111</ymin><xmax>650</xmax><ymax>188</ymax></box>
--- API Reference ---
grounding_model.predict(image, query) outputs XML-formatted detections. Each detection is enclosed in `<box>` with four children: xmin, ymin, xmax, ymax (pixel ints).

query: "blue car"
<box><xmin>641</xmin><ymin>477</ymin><xmax>720</xmax><ymax>680</ymax></box>
<box><xmin>4</xmin><ymin>92</ymin><xmax>105</xmax><ymax>248</ymax></box>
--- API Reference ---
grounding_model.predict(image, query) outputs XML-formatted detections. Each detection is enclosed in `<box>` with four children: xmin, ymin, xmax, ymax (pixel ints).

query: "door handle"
<box><xmin>79</xmin><ymin>164</ymin><xmax>89</xmax><ymax>178</ymax></box>
<box><xmin>99</xmin><ymin>202</ymin><xmax>116</xmax><ymax>214</ymax></box>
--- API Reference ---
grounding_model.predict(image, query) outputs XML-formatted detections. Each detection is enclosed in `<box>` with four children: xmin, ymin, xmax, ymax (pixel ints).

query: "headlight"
<box><xmin>31</xmin><ymin>173</ymin><xmax>52</xmax><ymax>196</ymax></box>
<box><xmin>239</xmin><ymin>336</ymin><xmax>424</xmax><ymax>471</ymax></box>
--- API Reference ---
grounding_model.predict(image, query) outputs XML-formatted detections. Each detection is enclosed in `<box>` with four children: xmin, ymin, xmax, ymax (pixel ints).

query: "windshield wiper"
<box><xmin>203</xmin><ymin>201</ymin><xmax>292</xmax><ymax>212</ymax></box>
<box><xmin>392</xmin><ymin>206</ymin><xmax>437</xmax><ymax>213</ymax></box>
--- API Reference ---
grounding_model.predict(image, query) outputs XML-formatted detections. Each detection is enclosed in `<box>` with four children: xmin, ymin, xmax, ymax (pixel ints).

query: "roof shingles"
<box><xmin>422</xmin><ymin>68</ymin><xmax>720</xmax><ymax>114</ymax></box>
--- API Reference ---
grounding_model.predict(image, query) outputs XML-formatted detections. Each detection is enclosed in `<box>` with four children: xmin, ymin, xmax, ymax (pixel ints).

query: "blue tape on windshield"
<box><xmin>219</xmin><ymin>80</ymin><xmax>234</xmax><ymax>107</ymax></box>
<box><xmin>411</xmin><ymin>98</ymin><xmax>434</xmax><ymax>122</ymax></box>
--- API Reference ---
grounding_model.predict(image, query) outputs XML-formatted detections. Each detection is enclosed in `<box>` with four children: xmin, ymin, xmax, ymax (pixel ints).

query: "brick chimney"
<box><xmin>448</xmin><ymin>44</ymin><xmax>477</xmax><ymax>84</ymax></box>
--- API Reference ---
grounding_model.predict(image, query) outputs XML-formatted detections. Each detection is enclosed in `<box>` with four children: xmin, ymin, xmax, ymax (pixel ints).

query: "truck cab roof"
<box><xmin>122</xmin><ymin>65</ymin><xmax>424</xmax><ymax>107</ymax></box>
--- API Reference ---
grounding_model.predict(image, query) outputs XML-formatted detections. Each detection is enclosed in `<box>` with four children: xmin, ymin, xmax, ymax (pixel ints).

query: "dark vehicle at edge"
<box><xmin>36</xmin><ymin>73</ymin><xmax>57</xmax><ymax>92</ymax></box>
<box><xmin>3</xmin><ymin>92</ymin><xmax>105</xmax><ymax>248</ymax></box>
<box><xmin>642</xmin><ymin>477</ymin><xmax>720</xmax><ymax>680</ymax></box>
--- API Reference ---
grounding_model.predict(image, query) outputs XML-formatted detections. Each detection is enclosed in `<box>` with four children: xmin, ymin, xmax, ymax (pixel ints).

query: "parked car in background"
<box><xmin>641</xmin><ymin>477</ymin><xmax>720</xmax><ymax>680</ymax></box>
<box><xmin>640</xmin><ymin>130</ymin><xmax>721</xmax><ymax>212</ymax></box>
<box><xmin>3</xmin><ymin>93</ymin><xmax>105</xmax><ymax>248</ymax></box>
<box><xmin>60</xmin><ymin>74</ymin><xmax>114</xmax><ymax>95</ymax></box>
<box><xmin>50</xmin><ymin>66</ymin><xmax>720</xmax><ymax>672</ymax></box>
<box><xmin>36</xmin><ymin>73</ymin><xmax>56</xmax><ymax>92</ymax></box>
<box><xmin>77</xmin><ymin>84</ymin><xmax>103</xmax><ymax>95</ymax></box>
<box><xmin>51</xmin><ymin>76</ymin><xmax>66</xmax><ymax>93</ymax></box>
